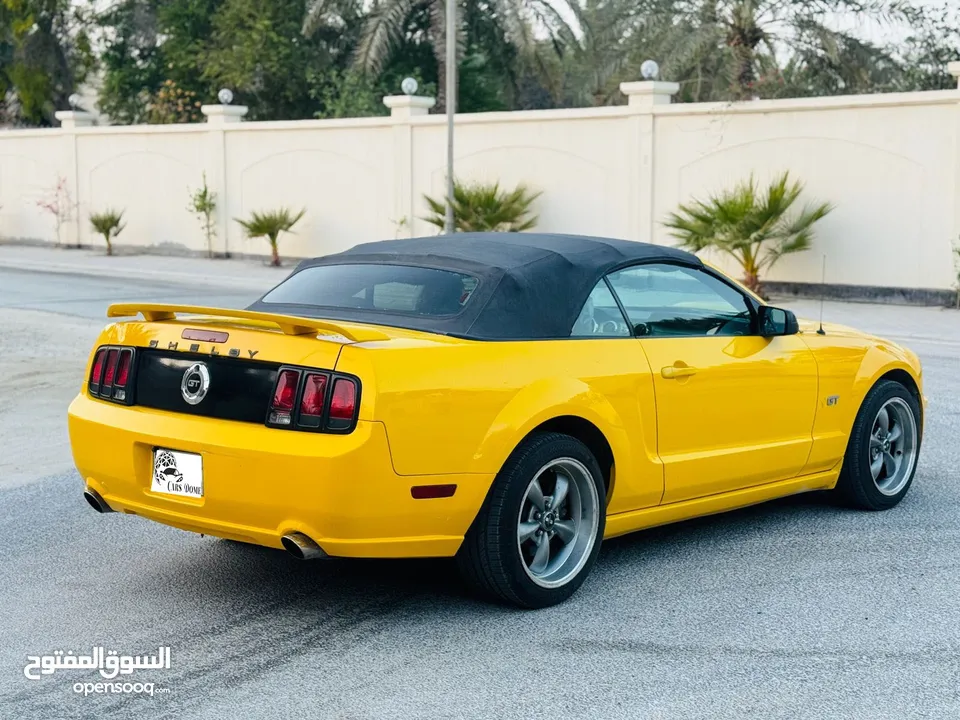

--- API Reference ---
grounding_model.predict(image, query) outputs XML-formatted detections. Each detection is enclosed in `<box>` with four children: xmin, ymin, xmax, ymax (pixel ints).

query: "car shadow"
<box><xmin>135</xmin><ymin>489</ymin><xmax>845</xmax><ymax>618</ymax></box>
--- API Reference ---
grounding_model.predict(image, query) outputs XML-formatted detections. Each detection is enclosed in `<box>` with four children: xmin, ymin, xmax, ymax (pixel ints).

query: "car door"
<box><xmin>605</xmin><ymin>262</ymin><xmax>819</xmax><ymax>505</ymax></box>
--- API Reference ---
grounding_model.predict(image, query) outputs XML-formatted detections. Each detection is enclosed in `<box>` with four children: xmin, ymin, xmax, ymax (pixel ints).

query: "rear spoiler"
<box><xmin>106</xmin><ymin>303</ymin><xmax>389</xmax><ymax>343</ymax></box>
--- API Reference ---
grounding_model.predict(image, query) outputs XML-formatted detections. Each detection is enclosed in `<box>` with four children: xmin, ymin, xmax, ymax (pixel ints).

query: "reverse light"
<box><xmin>113</xmin><ymin>349</ymin><xmax>133</xmax><ymax>401</ymax></box>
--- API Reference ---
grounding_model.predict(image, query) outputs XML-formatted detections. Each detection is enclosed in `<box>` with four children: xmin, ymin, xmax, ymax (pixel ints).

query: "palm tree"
<box><xmin>664</xmin><ymin>172</ymin><xmax>832</xmax><ymax>298</ymax></box>
<box><xmin>3</xmin><ymin>0</ymin><xmax>91</xmax><ymax>126</ymax></box>
<box><xmin>557</xmin><ymin>0</ymin><xmax>639</xmax><ymax>106</ymax></box>
<box><xmin>89</xmin><ymin>209</ymin><xmax>126</xmax><ymax>256</ymax></box>
<box><xmin>235</xmin><ymin>208</ymin><xmax>306</xmax><ymax>267</ymax></box>
<box><xmin>423</xmin><ymin>179</ymin><xmax>540</xmax><ymax>232</ymax></box>
<box><xmin>619</xmin><ymin>0</ymin><xmax>915</xmax><ymax>102</ymax></box>
<box><xmin>304</xmin><ymin>0</ymin><xmax>576</xmax><ymax>112</ymax></box>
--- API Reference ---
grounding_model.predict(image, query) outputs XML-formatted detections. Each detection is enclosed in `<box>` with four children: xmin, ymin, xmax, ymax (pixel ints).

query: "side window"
<box><xmin>606</xmin><ymin>264</ymin><xmax>752</xmax><ymax>337</ymax></box>
<box><xmin>570</xmin><ymin>281</ymin><xmax>631</xmax><ymax>337</ymax></box>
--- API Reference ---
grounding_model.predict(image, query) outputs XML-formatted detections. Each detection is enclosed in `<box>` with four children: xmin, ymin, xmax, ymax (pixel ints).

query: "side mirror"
<box><xmin>759</xmin><ymin>306</ymin><xmax>799</xmax><ymax>337</ymax></box>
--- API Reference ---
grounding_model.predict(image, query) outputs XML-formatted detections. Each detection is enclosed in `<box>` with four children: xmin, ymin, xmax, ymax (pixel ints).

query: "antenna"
<box><xmin>816</xmin><ymin>254</ymin><xmax>826</xmax><ymax>335</ymax></box>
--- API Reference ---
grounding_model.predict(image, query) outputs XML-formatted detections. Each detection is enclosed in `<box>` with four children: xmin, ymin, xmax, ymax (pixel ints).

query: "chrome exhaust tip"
<box><xmin>83</xmin><ymin>488</ymin><xmax>115</xmax><ymax>514</ymax></box>
<box><xmin>281</xmin><ymin>532</ymin><xmax>326</xmax><ymax>560</ymax></box>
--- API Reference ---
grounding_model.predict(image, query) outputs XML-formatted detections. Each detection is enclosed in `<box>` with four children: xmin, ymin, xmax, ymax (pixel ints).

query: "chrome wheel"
<box><xmin>517</xmin><ymin>457</ymin><xmax>600</xmax><ymax>589</ymax></box>
<box><xmin>869</xmin><ymin>397</ymin><xmax>918</xmax><ymax>496</ymax></box>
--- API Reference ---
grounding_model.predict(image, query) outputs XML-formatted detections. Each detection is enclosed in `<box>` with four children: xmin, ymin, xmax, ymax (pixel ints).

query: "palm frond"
<box><xmin>352</xmin><ymin>0</ymin><xmax>417</xmax><ymax>75</ymax></box>
<box><xmin>663</xmin><ymin>172</ymin><xmax>831</xmax><ymax>294</ymax></box>
<box><xmin>422</xmin><ymin>179</ymin><xmax>541</xmax><ymax>232</ymax></box>
<box><xmin>89</xmin><ymin>209</ymin><xmax>125</xmax><ymax>237</ymax></box>
<box><xmin>235</xmin><ymin>208</ymin><xmax>306</xmax><ymax>239</ymax></box>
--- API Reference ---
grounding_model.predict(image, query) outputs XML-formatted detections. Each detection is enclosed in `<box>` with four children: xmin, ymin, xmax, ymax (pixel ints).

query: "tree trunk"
<box><xmin>270</xmin><ymin>235</ymin><xmax>280</xmax><ymax>267</ymax></box>
<box><xmin>742</xmin><ymin>259</ymin><xmax>763</xmax><ymax>298</ymax></box>
<box><xmin>432</xmin><ymin>4</ymin><xmax>447</xmax><ymax>114</ymax></box>
<box><xmin>105</xmin><ymin>235</ymin><xmax>113</xmax><ymax>256</ymax></box>
<box><xmin>733</xmin><ymin>47</ymin><xmax>756</xmax><ymax>100</ymax></box>
<box><xmin>726</xmin><ymin>15</ymin><xmax>763</xmax><ymax>100</ymax></box>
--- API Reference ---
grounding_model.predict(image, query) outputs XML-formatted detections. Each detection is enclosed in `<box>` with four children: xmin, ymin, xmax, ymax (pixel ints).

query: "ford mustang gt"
<box><xmin>68</xmin><ymin>233</ymin><xmax>924</xmax><ymax>608</ymax></box>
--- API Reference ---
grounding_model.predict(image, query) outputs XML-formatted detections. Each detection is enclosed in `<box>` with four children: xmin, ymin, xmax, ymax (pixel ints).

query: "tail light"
<box><xmin>327</xmin><ymin>378</ymin><xmax>357</xmax><ymax>431</ymax></box>
<box><xmin>102</xmin><ymin>349</ymin><xmax>119</xmax><ymax>388</ymax></box>
<box><xmin>89</xmin><ymin>349</ymin><xmax>107</xmax><ymax>393</ymax></box>
<box><xmin>266</xmin><ymin>366</ymin><xmax>360</xmax><ymax>433</ymax></box>
<box><xmin>88</xmin><ymin>346</ymin><xmax>136</xmax><ymax>404</ymax></box>
<box><xmin>298</xmin><ymin>373</ymin><xmax>328</xmax><ymax>428</ymax></box>
<box><xmin>267</xmin><ymin>369</ymin><xmax>301</xmax><ymax>426</ymax></box>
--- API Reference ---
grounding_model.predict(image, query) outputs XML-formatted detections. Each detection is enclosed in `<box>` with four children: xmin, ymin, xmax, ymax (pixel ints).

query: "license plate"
<box><xmin>152</xmin><ymin>448</ymin><xmax>203</xmax><ymax>499</ymax></box>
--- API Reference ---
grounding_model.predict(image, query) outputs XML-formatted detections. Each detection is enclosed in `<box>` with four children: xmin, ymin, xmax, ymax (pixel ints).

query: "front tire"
<box><xmin>457</xmin><ymin>432</ymin><xmax>606</xmax><ymax>608</ymax></box>
<box><xmin>835</xmin><ymin>379</ymin><xmax>922</xmax><ymax>510</ymax></box>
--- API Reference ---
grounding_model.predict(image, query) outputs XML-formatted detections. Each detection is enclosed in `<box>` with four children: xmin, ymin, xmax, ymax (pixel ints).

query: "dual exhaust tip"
<box><xmin>280</xmin><ymin>532</ymin><xmax>327</xmax><ymax>560</ymax></box>
<box><xmin>83</xmin><ymin>488</ymin><xmax>115</xmax><ymax>514</ymax></box>
<box><xmin>83</xmin><ymin>489</ymin><xmax>325</xmax><ymax>561</ymax></box>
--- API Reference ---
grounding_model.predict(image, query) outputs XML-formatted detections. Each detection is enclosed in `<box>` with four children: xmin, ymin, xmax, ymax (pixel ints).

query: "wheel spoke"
<box><xmin>554</xmin><ymin>519</ymin><xmax>577</xmax><ymax>545</ymax></box>
<box><xmin>518</xmin><ymin>522</ymin><xmax>539</xmax><ymax>544</ymax></box>
<box><xmin>515</xmin><ymin>456</ymin><xmax>600</xmax><ymax>589</ymax></box>
<box><xmin>529</xmin><ymin>533</ymin><xmax>550</xmax><ymax>574</ymax></box>
<box><xmin>887</xmin><ymin>423</ymin><xmax>902</xmax><ymax>444</ymax></box>
<box><xmin>883</xmin><ymin>451</ymin><xmax>897</xmax><ymax>478</ymax></box>
<box><xmin>552</xmin><ymin>474</ymin><xmax>570</xmax><ymax>509</ymax></box>
<box><xmin>527</xmin><ymin>478</ymin><xmax>546</xmax><ymax>512</ymax></box>
<box><xmin>867</xmin><ymin>398</ymin><xmax>917</xmax><ymax>498</ymax></box>
<box><xmin>875</xmin><ymin>407</ymin><xmax>891</xmax><ymax>435</ymax></box>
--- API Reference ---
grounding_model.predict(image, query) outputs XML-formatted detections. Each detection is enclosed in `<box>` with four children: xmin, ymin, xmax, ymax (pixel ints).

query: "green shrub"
<box><xmin>89</xmin><ymin>209</ymin><xmax>126</xmax><ymax>256</ymax></box>
<box><xmin>235</xmin><ymin>207</ymin><xmax>306</xmax><ymax>266</ymax></box>
<box><xmin>423</xmin><ymin>180</ymin><xmax>541</xmax><ymax>233</ymax></box>
<box><xmin>664</xmin><ymin>172</ymin><xmax>832</xmax><ymax>299</ymax></box>
<box><xmin>952</xmin><ymin>238</ymin><xmax>960</xmax><ymax>309</ymax></box>
<box><xmin>188</xmin><ymin>173</ymin><xmax>218</xmax><ymax>258</ymax></box>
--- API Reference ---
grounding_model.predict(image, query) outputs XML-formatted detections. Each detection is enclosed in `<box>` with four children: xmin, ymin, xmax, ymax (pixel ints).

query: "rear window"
<box><xmin>260</xmin><ymin>264</ymin><xmax>478</xmax><ymax>316</ymax></box>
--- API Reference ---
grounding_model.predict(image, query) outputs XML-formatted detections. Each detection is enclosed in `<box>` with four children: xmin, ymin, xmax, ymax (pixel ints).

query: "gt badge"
<box><xmin>826</xmin><ymin>395</ymin><xmax>839</xmax><ymax>406</ymax></box>
<box><xmin>181</xmin><ymin>362</ymin><xmax>210</xmax><ymax>405</ymax></box>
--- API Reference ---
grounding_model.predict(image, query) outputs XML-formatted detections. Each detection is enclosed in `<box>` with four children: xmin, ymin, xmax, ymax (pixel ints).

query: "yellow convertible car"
<box><xmin>68</xmin><ymin>233</ymin><xmax>924</xmax><ymax>608</ymax></box>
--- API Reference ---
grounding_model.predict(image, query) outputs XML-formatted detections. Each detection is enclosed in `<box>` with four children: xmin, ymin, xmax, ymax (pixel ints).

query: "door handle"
<box><xmin>661</xmin><ymin>364</ymin><xmax>698</xmax><ymax>379</ymax></box>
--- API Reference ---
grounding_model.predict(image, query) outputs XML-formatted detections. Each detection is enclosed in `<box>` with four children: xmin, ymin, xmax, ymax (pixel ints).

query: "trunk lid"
<box><xmin>103</xmin><ymin>303</ymin><xmax>399</xmax><ymax>424</ymax></box>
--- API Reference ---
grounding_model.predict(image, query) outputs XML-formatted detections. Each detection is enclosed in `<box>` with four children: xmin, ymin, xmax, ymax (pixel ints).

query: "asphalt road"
<box><xmin>2</xmin><ymin>267</ymin><xmax>960</xmax><ymax>719</ymax></box>
<box><xmin>0</xmin><ymin>268</ymin><xmax>261</xmax><ymax>487</ymax></box>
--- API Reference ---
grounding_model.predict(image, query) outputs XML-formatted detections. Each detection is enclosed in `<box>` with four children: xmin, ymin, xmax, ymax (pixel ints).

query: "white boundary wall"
<box><xmin>1</xmin><ymin>76</ymin><xmax>959</xmax><ymax>291</ymax></box>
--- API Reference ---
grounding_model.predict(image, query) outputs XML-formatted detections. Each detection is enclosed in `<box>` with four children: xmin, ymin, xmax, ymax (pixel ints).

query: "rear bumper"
<box><xmin>67</xmin><ymin>393</ymin><xmax>493</xmax><ymax>558</ymax></box>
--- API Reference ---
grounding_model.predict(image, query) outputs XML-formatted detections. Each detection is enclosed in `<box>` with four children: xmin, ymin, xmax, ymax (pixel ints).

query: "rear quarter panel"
<box><xmin>336</xmin><ymin>338</ymin><xmax>664</xmax><ymax>513</ymax></box>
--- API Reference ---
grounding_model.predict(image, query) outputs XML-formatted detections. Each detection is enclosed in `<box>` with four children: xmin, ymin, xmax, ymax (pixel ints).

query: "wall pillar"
<box><xmin>948</xmin><ymin>61</ymin><xmax>960</xmax><ymax>89</ymax></box>
<box><xmin>949</xmin><ymin>62</ymin><xmax>960</xmax><ymax>293</ymax></box>
<box><xmin>619</xmin><ymin>81</ymin><xmax>679</xmax><ymax>244</ymax></box>
<box><xmin>54</xmin><ymin>111</ymin><xmax>95</xmax><ymax>247</ymax></box>
<box><xmin>384</xmin><ymin>95</ymin><xmax>436</xmax><ymax>237</ymax></box>
<box><xmin>201</xmin><ymin>104</ymin><xmax>248</xmax><ymax>256</ymax></box>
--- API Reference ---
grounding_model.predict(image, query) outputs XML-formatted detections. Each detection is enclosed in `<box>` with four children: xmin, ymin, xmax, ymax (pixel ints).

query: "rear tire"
<box><xmin>456</xmin><ymin>432</ymin><xmax>606</xmax><ymax>608</ymax></box>
<box><xmin>835</xmin><ymin>379</ymin><xmax>921</xmax><ymax>511</ymax></box>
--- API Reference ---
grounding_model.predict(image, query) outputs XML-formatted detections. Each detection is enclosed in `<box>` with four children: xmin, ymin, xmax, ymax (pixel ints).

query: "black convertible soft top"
<box><xmin>250</xmin><ymin>233</ymin><xmax>701</xmax><ymax>340</ymax></box>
